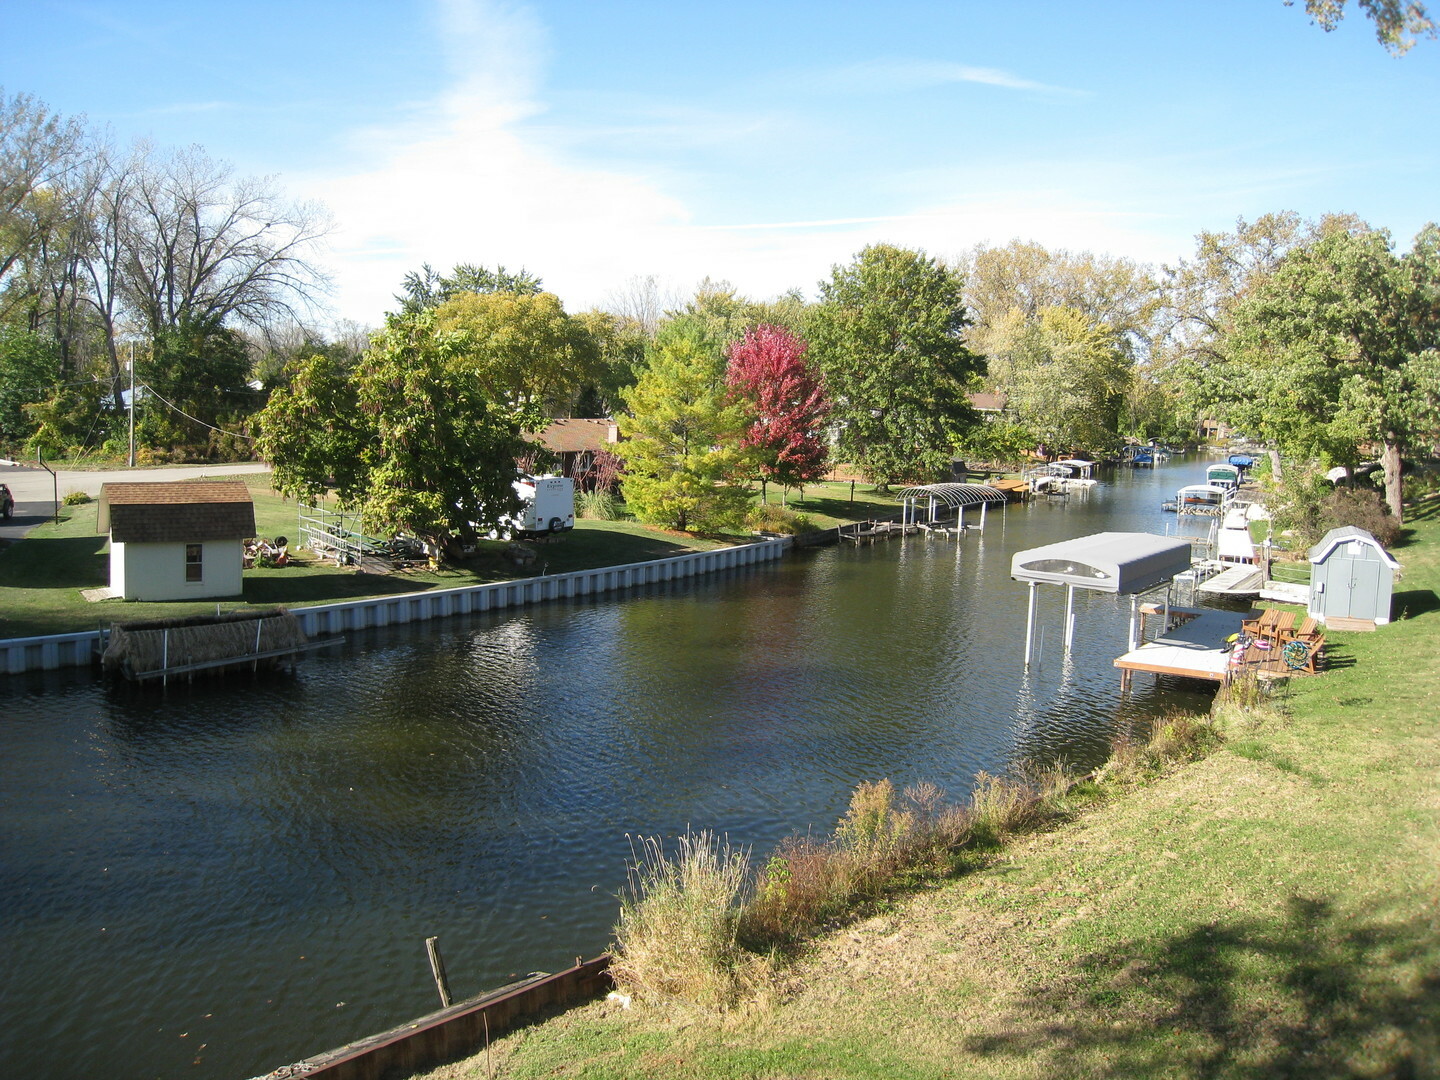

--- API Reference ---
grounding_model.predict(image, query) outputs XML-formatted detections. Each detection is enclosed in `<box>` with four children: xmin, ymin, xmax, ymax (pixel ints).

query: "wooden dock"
<box><xmin>1115</xmin><ymin>608</ymin><xmax>1237</xmax><ymax>684</ymax></box>
<box><xmin>838</xmin><ymin>520</ymin><xmax>920</xmax><ymax>544</ymax></box>
<box><xmin>1196</xmin><ymin>563</ymin><xmax>1263</xmax><ymax>597</ymax></box>
<box><xmin>985</xmin><ymin>477</ymin><xmax>1030</xmax><ymax>501</ymax></box>
<box><xmin>1115</xmin><ymin>606</ymin><xmax>1322</xmax><ymax>686</ymax></box>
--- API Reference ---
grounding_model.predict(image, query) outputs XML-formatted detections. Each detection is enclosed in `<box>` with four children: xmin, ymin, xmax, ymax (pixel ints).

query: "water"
<box><xmin>0</xmin><ymin>457</ymin><xmax>1221</xmax><ymax>1080</ymax></box>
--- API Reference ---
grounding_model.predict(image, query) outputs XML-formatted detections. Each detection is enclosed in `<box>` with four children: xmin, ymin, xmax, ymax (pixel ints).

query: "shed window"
<box><xmin>185</xmin><ymin>543</ymin><xmax>203</xmax><ymax>582</ymax></box>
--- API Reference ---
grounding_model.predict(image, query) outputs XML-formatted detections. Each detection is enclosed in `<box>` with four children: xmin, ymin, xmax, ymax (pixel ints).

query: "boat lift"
<box><xmin>894</xmin><ymin>483</ymin><xmax>1009</xmax><ymax>535</ymax></box>
<box><xmin>1010</xmin><ymin>532</ymin><xmax>1194</xmax><ymax>666</ymax></box>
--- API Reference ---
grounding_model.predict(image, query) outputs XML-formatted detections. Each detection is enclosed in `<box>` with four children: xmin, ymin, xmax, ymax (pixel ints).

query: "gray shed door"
<box><xmin>1333</xmin><ymin>558</ymin><xmax>1383</xmax><ymax>619</ymax></box>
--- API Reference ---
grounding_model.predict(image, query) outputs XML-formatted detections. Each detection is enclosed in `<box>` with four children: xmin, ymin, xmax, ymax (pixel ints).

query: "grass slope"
<box><xmin>426</xmin><ymin>502</ymin><xmax>1440</xmax><ymax>1080</ymax></box>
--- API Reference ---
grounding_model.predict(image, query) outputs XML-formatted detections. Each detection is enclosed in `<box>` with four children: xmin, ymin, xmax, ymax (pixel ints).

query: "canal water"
<box><xmin>1</xmin><ymin>457</ymin><xmax>1224</xmax><ymax>1080</ymax></box>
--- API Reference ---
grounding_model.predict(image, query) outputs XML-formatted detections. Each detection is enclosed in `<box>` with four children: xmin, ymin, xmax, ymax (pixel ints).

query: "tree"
<box><xmin>603</xmin><ymin>274</ymin><xmax>678</xmax><ymax>339</ymax></box>
<box><xmin>254</xmin><ymin>351</ymin><xmax>365</xmax><ymax>502</ymax></box>
<box><xmin>617</xmin><ymin>325</ymin><xmax>754</xmax><ymax>532</ymax></box>
<box><xmin>393</xmin><ymin>262</ymin><xmax>541</xmax><ymax>314</ymax></box>
<box><xmin>571</xmin><ymin>308</ymin><xmax>649</xmax><ymax>417</ymax></box>
<box><xmin>138</xmin><ymin>316</ymin><xmax>259</xmax><ymax>457</ymax></box>
<box><xmin>986</xmin><ymin>306</ymin><xmax>1133</xmax><ymax>454</ymax></box>
<box><xmin>725</xmin><ymin>324</ymin><xmax>830</xmax><ymax>501</ymax></box>
<box><xmin>432</xmin><ymin>290</ymin><xmax>601</xmax><ymax>414</ymax></box>
<box><xmin>0</xmin><ymin>325</ymin><xmax>59</xmax><ymax>452</ymax></box>
<box><xmin>0</xmin><ymin>89</ymin><xmax>88</xmax><ymax>306</ymax></box>
<box><xmin>256</xmin><ymin>311</ymin><xmax>533</xmax><ymax>554</ymax></box>
<box><xmin>355</xmin><ymin>312</ymin><xmax>532</xmax><ymax>551</ymax></box>
<box><xmin>1288</xmin><ymin>0</ymin><xmax>1435</xmax><ymax>53</ymax></box>
<box><xmin>959</xmin><ymin>240</ymin><xmax>1160</xmax><ymax>362</ymax></box>
<box><xmin>808</xmin><ymin>244</ymin><xmax>983</xmax><ymax>487</ymax></box>
<box><xmin>118</xmin><ymin>145</ymin><xmax>331</xmax><ymax>339</ymax></box>
<box><xmin>1226</xmin><ymin>223</ymin><xmax>1440</xmax><ymax>520</ymax></box>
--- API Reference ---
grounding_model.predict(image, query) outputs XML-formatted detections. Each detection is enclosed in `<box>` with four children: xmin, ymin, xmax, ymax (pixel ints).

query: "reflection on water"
<box><xmin>0</xmin><ymin>457</ymin><xmax>1223</xmax><ymax>1080</ymax></box>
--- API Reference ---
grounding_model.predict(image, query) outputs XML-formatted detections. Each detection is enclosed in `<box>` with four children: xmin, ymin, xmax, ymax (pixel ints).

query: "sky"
<box><xmin>2</xmin><ymin>0</ymin><xmax>1437</xmax><ymax>330</ymax></box>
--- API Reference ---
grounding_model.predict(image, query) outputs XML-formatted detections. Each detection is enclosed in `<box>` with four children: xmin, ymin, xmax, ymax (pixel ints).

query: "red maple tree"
<box><xmin>725</xmin><ymin>324</ymin><xmax>832</xmax><ymax>501</ymax></box>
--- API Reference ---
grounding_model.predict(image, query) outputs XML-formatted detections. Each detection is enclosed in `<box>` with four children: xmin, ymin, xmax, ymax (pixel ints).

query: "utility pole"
<box><xmin>128</xmin><ymin>341</ymin><xmax>136</xmax><ymax>468</ymax></box>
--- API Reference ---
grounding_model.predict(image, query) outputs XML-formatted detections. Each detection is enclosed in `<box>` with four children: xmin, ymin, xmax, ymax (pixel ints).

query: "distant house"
<box><xmin>528</xmin><ymin>418</ymin><xmax>620</xmax><ymax>486</ymax></box>
<box><xmin>98</xmin><ymin>480</ymin><xmax>256</xmax><ymax>601</ymax></box>
<box><xmin>968</xmin><ymin>391</ymin><xmax>1010</xmax><ymax>419</ymax></box>
<box><xmin>1199</xmin><ymin>418</ymin><xmax>1232</xmax><ymax>441</ymax></box>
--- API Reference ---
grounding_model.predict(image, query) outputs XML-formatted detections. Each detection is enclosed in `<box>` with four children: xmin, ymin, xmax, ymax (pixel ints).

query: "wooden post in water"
<box><xmin>426</xmin><ymin>936</ymin><xmax>453</xmax><ymax>1008</ymax></box>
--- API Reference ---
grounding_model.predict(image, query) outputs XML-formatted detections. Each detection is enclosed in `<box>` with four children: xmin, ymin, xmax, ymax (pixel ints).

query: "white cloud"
<box><xmin>804</xmin><ymin>57</ymin><xmax>1087</xmax><ymax>97</ymax></box>
<box><xmin>290</xmin><ymin>2</ymin><xmax>1249</xmax><ymax>328</ymax></box>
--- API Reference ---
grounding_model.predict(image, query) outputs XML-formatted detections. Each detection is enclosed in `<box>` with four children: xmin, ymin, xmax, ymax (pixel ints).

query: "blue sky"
<box><xmin>3</xmin><ymin>0</ymin><xmax>1436</xmax><ymax>327</ymax></box>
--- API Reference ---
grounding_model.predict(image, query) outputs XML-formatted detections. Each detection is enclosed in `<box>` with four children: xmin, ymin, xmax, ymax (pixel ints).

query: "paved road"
<box><xmin>0</xmin><ymin>462</ymin><xmax>271</xmax><ymax>542</ymax></box>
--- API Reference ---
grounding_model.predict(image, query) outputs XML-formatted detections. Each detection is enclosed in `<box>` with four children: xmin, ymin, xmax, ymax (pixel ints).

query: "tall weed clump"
<box><xmin>610</xmin><ymin>831</ymin><xmax>755</xmax><ymax>1010</ymax></box>
<box><xmin>576</xmin><ymin>488</ymin><xmax>618</xmax><ymax>520</ymax></box>
<box><xmin>1099</xmin><ymin>709</ymin><xmax>1222</xmax><ymax>784</ymax></box>
<box><xmin>744</xmin><ymin>781</ymin><xmax>974</xmax><ymax>946</ymax></box>
<box><xmin>745</xmin><ymin>503</ymin><xmax>815</xmax><ymax>536</ymax></box>
<box><xmin>1211</xmin><ymin>672</ymin><xmax>1288</xmax><ymax>735</ymax></box>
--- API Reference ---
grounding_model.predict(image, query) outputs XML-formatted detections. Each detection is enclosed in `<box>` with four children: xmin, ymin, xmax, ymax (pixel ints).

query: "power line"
<box><xmin>137</xmin><ymin>382</ymin><xmax>256</xmax><ymax>442</ymax></box>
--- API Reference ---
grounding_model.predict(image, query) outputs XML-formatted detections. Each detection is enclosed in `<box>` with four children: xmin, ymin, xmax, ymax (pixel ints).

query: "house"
<box><xmin>98</xmin><ymin>480</ymin><xmax>256</xmax><ymax>601</ymax></box>
<box><xmin>967</xmin><ymin>391</ymin><xmax>1010</xmax><ymax>418</ymax></box>
<box><xmin>528</xmin><ymin>418</ymin><xmax>620</xmax><ymax>488</ymax></box>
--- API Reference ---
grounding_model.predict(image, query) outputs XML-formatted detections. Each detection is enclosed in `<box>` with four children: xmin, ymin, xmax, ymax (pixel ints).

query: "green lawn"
<box><xmin>0</xmin><ymin>479</ymin><xmax>738</xmax><ymax>639</ymax></box>
<box><xmin>421</xmin><ymin>498</ymin><xmax>1440</xmax><ymax>1080</ymax></box>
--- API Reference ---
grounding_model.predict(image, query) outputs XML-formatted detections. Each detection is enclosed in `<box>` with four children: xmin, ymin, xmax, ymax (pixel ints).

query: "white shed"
<box><xmin>1307</xmin><ymin>526</ymin><xmax>1401</xmax><ymax>628</ymax></box>
<box><xmin>98</xmin><ymin>480</ymin><xmax>256</xmax><ymax>601</ymax></box>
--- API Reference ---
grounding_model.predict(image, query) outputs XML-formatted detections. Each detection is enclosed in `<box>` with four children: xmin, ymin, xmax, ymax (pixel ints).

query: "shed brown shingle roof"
<box><xmin>99</xmin><ymin>480</ymin><xmax>256</xmax><ymax>544</ymax></box>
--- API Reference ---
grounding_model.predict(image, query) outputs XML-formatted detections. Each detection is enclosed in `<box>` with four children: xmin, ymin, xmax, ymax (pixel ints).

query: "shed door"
<box><xmin>1333</xmin><ymin>558</ymin><xmax>1383</xmax><ymax>619</ymax></box>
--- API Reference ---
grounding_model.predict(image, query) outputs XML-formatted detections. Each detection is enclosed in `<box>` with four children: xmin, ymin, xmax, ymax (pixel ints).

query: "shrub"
<box><xmin>968</xmin><ymin>771</ymin><xmax>1048</xmax><ymax>847</ymax></box>
<box><xmin>1270</xmin><ymin>465</ymin><xmax>1401</xmax><ymax>549</ymax></box>
<box><xmin>61</xmin><ymin>490</ymin><xmax>91</xmax><ymax>505</ymax></box>
<box><xmin>1322</xmin><ymin>486</ymin><xmax>1401</xmax><ymax>548</ymax></box>
<box><xmin>745</xmin><ymin>503</ymin><xmax>816</xmax><ymax>536</ymax></box>
<box><xmin>576</xmin><ymin>487</ymin><xmax>617</xmax><ymax>520</ymax></box>
<box><xmin>610</xmin><ymin>831</ymin><xmax>756</xmax><ymax>1010</ymax></box>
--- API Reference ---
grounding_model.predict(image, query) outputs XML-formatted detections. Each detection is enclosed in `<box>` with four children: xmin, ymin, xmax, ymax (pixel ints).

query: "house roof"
<box><xmin>528</xmin><ymin>418</ymin><xmax>619</xmax><ymax>454</ymax></box>
<box><xmin>1308</xmin><ymin>526</ymin><xmax>1401</xmax><ymax>568</ymax></box>
<box><xmin>968</xmin><ymin>391</ymin><xmax>1009</xmax><ymax>413</ymax></box>
<box><xmin>99</xmin><ymin>480</ymin><xmax>256</xmax><ymax>544</ymax></box>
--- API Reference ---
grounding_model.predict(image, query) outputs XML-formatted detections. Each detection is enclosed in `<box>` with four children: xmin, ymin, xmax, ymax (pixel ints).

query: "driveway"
<box><xmin>0</xmin><ymin>461</ymin><xmax>271</xmax><ymax>543</ymax></box>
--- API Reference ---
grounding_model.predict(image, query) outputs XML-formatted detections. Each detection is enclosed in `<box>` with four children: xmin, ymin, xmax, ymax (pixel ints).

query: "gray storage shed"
<box><xmin>1307</xmin><ymin>526</ymin><xmax>1401</xmax><ymax>627</ymax></box>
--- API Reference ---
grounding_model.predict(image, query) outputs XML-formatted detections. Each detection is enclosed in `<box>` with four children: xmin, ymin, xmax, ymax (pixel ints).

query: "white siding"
<box><xmin>113</xmin><ymin>539</ymin><xmax>245</xmax><ymax>601</ymax></box>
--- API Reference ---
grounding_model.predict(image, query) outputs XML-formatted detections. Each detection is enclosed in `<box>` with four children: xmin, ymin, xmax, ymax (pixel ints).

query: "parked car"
<box><xmin>0</xmin><ymin>483</ymin><xmax>13</xmax><ymax>519</ymax></box>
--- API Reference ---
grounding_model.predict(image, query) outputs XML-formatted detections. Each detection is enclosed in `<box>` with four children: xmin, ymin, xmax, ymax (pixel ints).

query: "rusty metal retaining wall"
<box><xmin>274</xmin><ymin>955</ymin><xmax>613</xmax><ymax>1080</ymax></box>
<box><xmin>0</xmin><ymin>537</ymin><xmax>791</xmax><ymax>677</ymax></box>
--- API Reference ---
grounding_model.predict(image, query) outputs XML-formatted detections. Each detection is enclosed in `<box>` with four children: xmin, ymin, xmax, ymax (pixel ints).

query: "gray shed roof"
<box><xmin>1011</xmin><ymin>532</ymin><xmax>1193</xmax><ymax>594</ymax></box>
<box><xmin>1308</xmin><ymin>526</ymin><xmax>1401</xmax><ymax>568</ymax></box>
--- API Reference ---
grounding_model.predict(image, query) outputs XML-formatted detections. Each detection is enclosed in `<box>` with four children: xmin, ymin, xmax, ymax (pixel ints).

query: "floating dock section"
<box><xmin>1113</xmin><ymin>608</ymin><xmax>1238</xmax><ymax>685</ymax></box>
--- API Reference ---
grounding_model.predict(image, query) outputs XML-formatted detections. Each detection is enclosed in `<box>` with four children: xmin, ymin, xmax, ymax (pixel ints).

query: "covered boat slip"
<box><xmin>1010</xmin><ymin>532</ymin><xmax>1194</xmax><ymax>666</ymax></box>
<box><xmin>895</xmin><ymin>483</ymin><xmax>1009</xmax><ymax>534</ymax></box>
